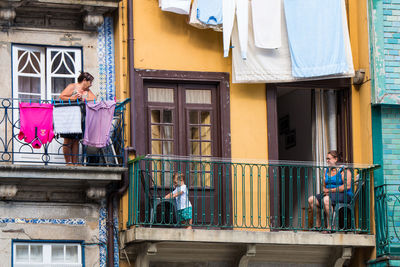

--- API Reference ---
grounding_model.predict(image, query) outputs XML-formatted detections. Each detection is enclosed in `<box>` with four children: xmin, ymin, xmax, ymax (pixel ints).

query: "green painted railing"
<box><xmin>375</xmin><ymin>184</ymin><xmax>400</xmax><ymax>257</ymax></box>
<box><xmin>127</xmin><ymin>156</ymin><xmax>377</xmax><ymax>233</ymax></box>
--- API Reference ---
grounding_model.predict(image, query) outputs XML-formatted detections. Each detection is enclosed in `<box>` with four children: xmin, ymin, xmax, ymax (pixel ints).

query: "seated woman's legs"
<box><xmin>308</xmin><ymin>195</ymin><xmax>321</xmax><ymax>228</ymax></box>
<box><xmin>322</xmin><ymin>196</ymin><xmax>332</xmax><ymax>230</ymax></box>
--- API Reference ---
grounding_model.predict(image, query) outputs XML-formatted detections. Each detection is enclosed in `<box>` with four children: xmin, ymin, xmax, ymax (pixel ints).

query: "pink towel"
<box><xmin>18</xmin><ymin>103</ymin><xmax>55</xmax><ymax>149</ymax></box>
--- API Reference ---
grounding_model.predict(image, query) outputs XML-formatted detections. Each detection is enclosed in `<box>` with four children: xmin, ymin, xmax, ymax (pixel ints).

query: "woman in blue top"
<box><xmin>307</xmin><ymin>150</ymin><xmax>353</xmax><ymax>231</ymax></box>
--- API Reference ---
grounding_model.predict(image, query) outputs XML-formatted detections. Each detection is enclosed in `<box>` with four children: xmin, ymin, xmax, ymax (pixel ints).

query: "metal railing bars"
<box><xmin>128</xmin><ymin>157</ymin><xmax>377</xmax><ymax>233</ymax></box>
<box><xmin>0</xmin><ymin>98</ymin><xmax>129</xmax><ymax>166</ymax></box>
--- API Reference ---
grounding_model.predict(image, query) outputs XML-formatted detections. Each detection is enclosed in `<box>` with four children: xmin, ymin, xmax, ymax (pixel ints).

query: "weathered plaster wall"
<box><xmin>369</xmin><ymin>0</ymin><xmax>400</xmax><ymax>104</ymax></box>
<box><xmin>0</xmin><ymin>202</ymin><xmax>102</xmax><ymax>267</ymax></box>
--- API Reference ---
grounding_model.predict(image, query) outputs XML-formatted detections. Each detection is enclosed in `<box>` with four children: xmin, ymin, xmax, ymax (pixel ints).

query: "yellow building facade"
<box><xmin>115</xmin><ymin>0</ymin><xmax>377</xmax><ymax>266</ymax></box>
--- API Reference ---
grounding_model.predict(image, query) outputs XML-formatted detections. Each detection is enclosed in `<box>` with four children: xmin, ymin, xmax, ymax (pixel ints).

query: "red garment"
<box><xmin>18</xmin><ymin>103</ymin><xmax>55</xmax><ymax>149</ymax></box>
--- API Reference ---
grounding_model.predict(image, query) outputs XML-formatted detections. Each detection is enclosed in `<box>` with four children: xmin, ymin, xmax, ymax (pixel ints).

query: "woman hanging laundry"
<box><xmin>59</xmin><ymin>72</ymin><xmax>96</xmax><ymax>165</ymax></box>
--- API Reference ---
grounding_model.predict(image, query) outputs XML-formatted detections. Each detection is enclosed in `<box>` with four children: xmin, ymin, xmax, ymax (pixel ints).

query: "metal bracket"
<box><xmin>334</xmin><ymin>247</ymin><xmax>352</xmax><ymax>267</ymax></box>
<box><xmin>238</xmin><ymin>244</ymin><xmax>256</xmax><ymax>267</ymax></box>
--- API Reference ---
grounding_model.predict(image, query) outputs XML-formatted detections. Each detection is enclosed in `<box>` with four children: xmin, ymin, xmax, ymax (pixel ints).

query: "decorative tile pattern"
<box><xmin>0</xmin><ymin>218</ymin><xmax>86</xmax><ymax>225</ymax></box>
<box><xmin>99</xmin><ymin>199</ymin><xmax>107</xmax><ymax>267</ymax></box>
<box><xmin>113</xmin><ymin>200</ymin><xmax>119</xmax><ymax>267</ymax></box>
<box><xmin>97</xmin><ymin>17</ymin><xmax>116</xmax><ymax>101</ymax></box>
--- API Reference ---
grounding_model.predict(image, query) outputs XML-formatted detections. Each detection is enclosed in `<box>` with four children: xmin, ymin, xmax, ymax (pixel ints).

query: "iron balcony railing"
<box><xmin>0</xmin><ymin>98</ymin><xmax>129</xmax><ymax>166</ymax></box>
<box><xmin>375</xmin><ymin>184</ymin><xmax>400</xmax><ymax>257</ymax></box>
<box><xmin>128</xmin><ymin>156</ymin><xmax>378</xmax><ymax>233</ymax></box>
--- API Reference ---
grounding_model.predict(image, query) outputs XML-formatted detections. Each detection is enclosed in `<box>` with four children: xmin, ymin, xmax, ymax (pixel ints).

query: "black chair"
<box><xmin>140</xmin><ymin>170</ymin><xmax>178</xmax><ymax>227</ymax></box>
<box><xmin>331</xmin><ymin>175</ymin><xmax>364</xmax><ymax>231</ymax></box>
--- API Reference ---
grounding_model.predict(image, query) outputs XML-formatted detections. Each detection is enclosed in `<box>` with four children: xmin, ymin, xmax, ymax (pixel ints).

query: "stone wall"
<box><xmin>0</xmin><ymin>201</ymin><xmax>103</xmax><ymax>266</ymax></box>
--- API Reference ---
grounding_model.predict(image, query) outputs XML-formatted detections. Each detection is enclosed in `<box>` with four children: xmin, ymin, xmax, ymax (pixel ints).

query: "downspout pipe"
<box><xmin>107</xmin><ymin>0</ymin><xmax>135</xmax><ymax>264</ymax></box>
<box><xmin>107</xmin><ymin>147</ymin><xmax>135</xmax><ymax>267</ymax></box>
<box><xmin>128</xmin><ymin>0</ymin><xmax>136</xmax><ymax>151</ymax></box>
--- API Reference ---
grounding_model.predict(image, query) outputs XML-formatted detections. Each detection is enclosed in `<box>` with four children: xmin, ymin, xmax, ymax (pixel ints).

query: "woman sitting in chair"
<box><xmin>308</xmin><ymin>150</ymin><xmax>353</xmax><ymax>232</ymax></box>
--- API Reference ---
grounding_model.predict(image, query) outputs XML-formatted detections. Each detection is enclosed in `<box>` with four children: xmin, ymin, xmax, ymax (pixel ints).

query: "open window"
<box><xmin>267</xmin><ymin>78</ymin><xmax>353</xmax><ymax>228</ymax></box>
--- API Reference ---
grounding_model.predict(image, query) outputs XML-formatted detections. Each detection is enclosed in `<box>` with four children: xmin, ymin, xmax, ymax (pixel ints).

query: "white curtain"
<box><xmin>312</xmin><ymin>89</ymin><xmax>337</xmax><ymax>190</ymax></box>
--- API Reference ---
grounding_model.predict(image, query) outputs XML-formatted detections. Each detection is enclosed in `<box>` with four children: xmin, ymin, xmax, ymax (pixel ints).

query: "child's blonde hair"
<box><xmin>173</xmin><ymin>173</ymin><xmax>184</xmax><ymax>182</ymax></box>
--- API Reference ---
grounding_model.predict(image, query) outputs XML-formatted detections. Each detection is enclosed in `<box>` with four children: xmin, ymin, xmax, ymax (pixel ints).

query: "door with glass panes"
<box><xmin>12</xmin><ymin>44</ymin><xmax>82</xmax><ymax>164</ymax></box>
<box><xmin>145</xmin><ymin>82</ymin><xmax>220</xmax><ymax>226</ymax></box>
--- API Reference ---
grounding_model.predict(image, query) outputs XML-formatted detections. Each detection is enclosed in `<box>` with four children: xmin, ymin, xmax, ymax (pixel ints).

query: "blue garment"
<box><xmin>197</xmin><ymin>0</ymin><xmax>222</xmax><ymax>25</ymax></box>
<box><xmin>325</xmin><ymin>167</ymin><xmax>353</xmax><ymax>197</ymax></box>
<box><xmin>283</xmin><ymin>0</ymin><xmax>349</xmax><ymax>78</ymax></box>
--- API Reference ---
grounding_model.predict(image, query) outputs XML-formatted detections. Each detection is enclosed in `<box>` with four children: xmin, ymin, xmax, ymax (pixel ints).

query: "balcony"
<box><xmin>121</xmin><ymin>156</ymin><xmax>379</xmax><ymax>265</ymax></box>
<box><xmin>0</xmin><ymin>98</ymin><xmax>129</xmax><ymax>202</ymax></box>
<box><xmin>375</xmin><ymin>184</ymin><xmax>400</xmax><ymax>258</ymax></box>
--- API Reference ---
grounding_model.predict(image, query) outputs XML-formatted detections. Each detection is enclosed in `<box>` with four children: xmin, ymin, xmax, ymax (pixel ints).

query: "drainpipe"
<box><xmin>107</xmin><ymin>0</ymin><xmax>136</xmax><ymax>265</ymax></box>
<box><xmin>107</xmin><ymin>147</ymin><xmax>135</xmax><ymax>267</ymax></box>
<box><xmin>128</xmin><ymin>0</ymin><xmax>136</xmax><ymax>150</ymax></box>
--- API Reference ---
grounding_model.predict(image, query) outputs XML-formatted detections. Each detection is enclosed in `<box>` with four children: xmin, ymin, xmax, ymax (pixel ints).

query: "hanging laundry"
<box><xmin>232</xmin><ymin>0</ymin><xmax>354</xmax><ymax>83</ymax></box>
<box><xmin>232</xmin><ymin>0</ymin><xmax>293</xmax><ymax>83</ymax></box>
<box><xmin>223</xmin><ymin>0</ymin><xmax>248</xmax><ymax>59</ymax></box>
<box><xmin>197</xmin><ymin>0</ymin><xmax>222</xmax><ymax>26</ymax></box>
<box><xmin>189</xmin><ymin>0</ymin><xmax>223</xmax><ymax>32</ymax></box>
<box><xmin>189</xmin><ymin>0</ymin><xmax>208</xmax><ymax>30</ymax></box>
<box><xmin>340</xmin><ymin>0</ymin><xmax>355</xmax><ymax>77</ymax></box>
<box><xmin>53</xmin><ymin>103</ymin><xmax>82</xmax><ymax>136</ymax></box>
<box><xmin>18</xmin><ymin>103</ymin><xmax>55</xmax><ymax>149</ymax></box>
<box><xmin>159</xmin><ymin>0</ymin><xmax>191</xmax><ymax>15</ymax></box>
<box><xmin>252</xmin><ymin>0</ymin><xmax>282</xmax><ymax>49</ymax></box>
<box><xmin>83</xmin><ymin>101</ymin><xmax>116</xmax><ymax>148</ymax></box>
<box><xmin>283</xmin><ymin>0</ymin><xmax>349</xmax><ymax>78</ymax></box>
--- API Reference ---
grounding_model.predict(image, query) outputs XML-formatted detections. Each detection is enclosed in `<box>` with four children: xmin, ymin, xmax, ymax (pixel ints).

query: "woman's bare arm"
<box><xmin>59</xmin><ymin>84</ymin><xmax>76</xmax><ymax>100</ymax></box>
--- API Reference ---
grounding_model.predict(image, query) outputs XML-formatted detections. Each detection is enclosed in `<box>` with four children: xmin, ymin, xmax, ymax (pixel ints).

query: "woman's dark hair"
<box><xmin>328</xmin><ymin>150</ymin><xmax>342</xmax><ymax>162</ymax></box>
<box><xmin>77</xmin><ymin>72</ymin><xmax>94</xmax><ymax>83</ymax></box>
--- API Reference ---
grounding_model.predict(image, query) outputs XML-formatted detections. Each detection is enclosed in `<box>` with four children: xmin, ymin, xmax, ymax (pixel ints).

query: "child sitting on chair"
<box><xmin>164</xmin><ymin>173</ymin><xmax>192</xmax><ymax>229</ymax></box>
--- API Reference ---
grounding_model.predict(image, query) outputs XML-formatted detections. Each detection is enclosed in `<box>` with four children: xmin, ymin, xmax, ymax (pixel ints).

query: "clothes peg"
<box><xmin>61</xmin><ymin>100</ymin><xmax>63</xmax><ymax>105</ymax></box>
<box><xmin>68</xmin><ymin>99</ymin><xmax>71</xmax><ymax>105</ymax></box>
<box><xmin>77</xmin><ymin>99</ymin><xmax>79</xmax><ymax>105</ymax></box>
<box><xmin>94</xmin><ymin>98</ymin><xmax>96</xmax><ymax>104</ymax></box>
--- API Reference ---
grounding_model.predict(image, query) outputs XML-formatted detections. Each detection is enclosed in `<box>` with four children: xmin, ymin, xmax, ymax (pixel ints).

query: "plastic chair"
<box><xmin>140</xmin><ymin>170</ymin><xmax>177</xmax><ymax>226</ymax></box>
<box><xmin>331</xmin><ymin>175</ymin><xmax>364</xmax><ymax>231</ymax></box>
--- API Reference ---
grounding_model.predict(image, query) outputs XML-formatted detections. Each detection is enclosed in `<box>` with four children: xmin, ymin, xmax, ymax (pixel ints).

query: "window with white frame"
<box><xmin>13</xmin><ymin>242</ymin><xmax>82</xmax><ymax>267</ymax></box>
<box><xmin>12</xmin><ymin>44</ymin><xmax>82</xmax><ymax>101</ymax></box>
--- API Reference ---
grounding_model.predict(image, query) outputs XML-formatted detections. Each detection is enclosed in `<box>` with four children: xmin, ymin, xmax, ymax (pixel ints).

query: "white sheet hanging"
<box><xmin>232</xmin><ymin>0</ymin><xmax>354</xmax><ymax>83</ymax></box>
<box><xmin>159</xmin><ymin>0</ymin><xmax>191</xmax><ymax>15</ymax></box>
<box><xmin>252</xmin><ymin>0</ymin><xmax>282</xmax><ymax>49</ymax></box>
<box><xmin>223</xmin><ymin>0</ymin><xmax>248</xmax><ymax>59</ymax></box>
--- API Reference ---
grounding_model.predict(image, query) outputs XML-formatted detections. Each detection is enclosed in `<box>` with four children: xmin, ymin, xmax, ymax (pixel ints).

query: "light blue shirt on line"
<box><xmin>196</xmin><ymin>0</ymin><xmax>222</xmax><ymax>26</ymax></box>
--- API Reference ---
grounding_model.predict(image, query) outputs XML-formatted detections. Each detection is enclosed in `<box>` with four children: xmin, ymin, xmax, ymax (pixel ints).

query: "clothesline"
<box><xmin>4</xmin><ymin>98</ymin><xmax>129</xmax><ymax>105</ymax></box>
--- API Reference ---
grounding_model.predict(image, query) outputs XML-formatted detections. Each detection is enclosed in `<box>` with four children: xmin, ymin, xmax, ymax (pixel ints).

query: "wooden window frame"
<box><xmin>132</xmin><ymin>69</ymin><xmax>231</xmax><ymax>159</ymax></box>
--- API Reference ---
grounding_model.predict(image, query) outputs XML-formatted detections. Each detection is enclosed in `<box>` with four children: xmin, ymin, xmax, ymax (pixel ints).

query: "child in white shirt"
<box><xmin>164</xmin><ymin>173</ymin><xmax>192</xmax><ymax>229</ymax></box>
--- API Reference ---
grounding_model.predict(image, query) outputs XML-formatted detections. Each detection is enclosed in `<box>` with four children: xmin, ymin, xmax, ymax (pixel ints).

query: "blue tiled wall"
<box><xmin>370</xmin><ymin>0</ymin><xmax>400</xmax><ymax>103</ymax></box>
